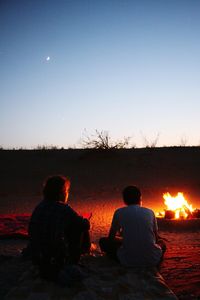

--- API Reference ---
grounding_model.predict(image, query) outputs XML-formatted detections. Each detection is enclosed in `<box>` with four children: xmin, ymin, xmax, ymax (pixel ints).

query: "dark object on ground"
<box><xmin>192</xmin><ymin>209</ymin><xmax>200</xmax><ymax>218</ymax></box>
<box><xmin>164</xmin><ymin>210</ymin><xmax>175</xmax><ymax>219</ymax></box>
<box><xmin>157</xmin><ymin>218</ymin><xmax>200</xmax><ymax>231</ymax></box>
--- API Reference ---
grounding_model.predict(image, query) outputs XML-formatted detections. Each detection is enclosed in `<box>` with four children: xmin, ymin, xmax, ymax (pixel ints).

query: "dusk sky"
<box><xmin>1</xmin><ymin>0</ymin><xmax>200</xmax><ymax>148</ymax></box>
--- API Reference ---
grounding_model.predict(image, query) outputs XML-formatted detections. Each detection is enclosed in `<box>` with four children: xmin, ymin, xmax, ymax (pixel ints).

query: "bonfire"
<box><xmin>156</xmin><ymin>192</ymin><xmax>200</xmax><ymax>219</ymax></box>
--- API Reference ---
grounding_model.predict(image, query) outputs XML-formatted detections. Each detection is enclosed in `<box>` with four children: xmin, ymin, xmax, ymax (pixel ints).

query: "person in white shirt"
<box><xmin>99</xmin><ymin>186</ymin><xmax>166</xmax><ymax>267</ymax></box>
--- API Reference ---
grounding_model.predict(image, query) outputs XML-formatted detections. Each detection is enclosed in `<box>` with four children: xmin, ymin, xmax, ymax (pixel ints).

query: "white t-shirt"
<box><xmin>109</xmin><ymin>205</ymin><xmax>162</xmax><ymax>267</ymax></box>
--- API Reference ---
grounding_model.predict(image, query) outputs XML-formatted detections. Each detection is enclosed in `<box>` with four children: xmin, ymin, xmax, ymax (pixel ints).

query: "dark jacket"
<box><xmin>28</xmin><ymin>200</ymin><xmax>90</xmax><ymax>278</ymax></box>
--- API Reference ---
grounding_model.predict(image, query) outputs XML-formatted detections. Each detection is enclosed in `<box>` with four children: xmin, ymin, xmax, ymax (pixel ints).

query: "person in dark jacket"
<box><xmin>28</xmin><ymin>175</ymin><xmax>90</xmax><ymax>281</ymax></box>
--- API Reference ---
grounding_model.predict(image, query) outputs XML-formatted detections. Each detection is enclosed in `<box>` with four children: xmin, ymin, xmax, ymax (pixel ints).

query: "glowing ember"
<box><xmin>157</xmin><ymin>192</ymin><xmax>196</xmax><ymax>219</ymax></box>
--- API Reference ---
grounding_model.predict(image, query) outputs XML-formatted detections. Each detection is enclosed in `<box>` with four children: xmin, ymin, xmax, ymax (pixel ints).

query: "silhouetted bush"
<box><xmin>81</xmin><ymin>130</ymin><xmax>133</xmax><ymax>150</ymax></box>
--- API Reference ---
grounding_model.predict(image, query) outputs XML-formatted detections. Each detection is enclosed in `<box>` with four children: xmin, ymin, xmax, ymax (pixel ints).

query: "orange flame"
<box><xmin>163</xmin><ymin>192</ymin><xmax>194</xmax><ymax>219</ymax></box>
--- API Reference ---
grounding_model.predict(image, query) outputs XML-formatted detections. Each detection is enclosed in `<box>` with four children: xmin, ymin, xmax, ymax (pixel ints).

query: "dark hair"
<box><xmin>122</xmin><ymin>186</ymin><xmax>141</xmax><ymax>205</ymax></box>
<box><xmin>43</xmin><ymin>175</ymin><xmax>70</xmax><ymax>202</ymax></box>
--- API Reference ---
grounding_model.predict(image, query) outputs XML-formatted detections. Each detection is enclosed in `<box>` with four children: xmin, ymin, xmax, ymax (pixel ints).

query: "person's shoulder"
<box><xmin>49</xmin><ymin>201</ymin><xmax>70</xmax><ymax>215</ymax></box>
<box><xmin>60</xmin><ymin>203</ymin><xmax>79</xmax><ymax>216</ymax></box>
<box><xmin>30</xmin><ymin>200</ymin><xmax>48</xmax><ymax>219</ymax></box>
<box><xmin>32</xmin><ymin>200</ymin><xmax>46</xmax><ymax>211</ymax></box>
<box><xmin>141</xmin><ymin>206</ymin><xmax>155</xmax><ymax>216</ymax></box>
<box><xmin>114</xmin><ymin>206</ymin><xmax>126</xmax><ymax>216</ymax></box>
<box><xmin>115</xmin><ymin>206</ymin><xmax>125</xmax><ymax>213</ymax></box>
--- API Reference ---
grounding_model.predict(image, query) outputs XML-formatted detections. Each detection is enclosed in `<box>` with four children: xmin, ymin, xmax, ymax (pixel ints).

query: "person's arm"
<box><xmin>64</xmin><ymin>205</ymin><xmax>90</xmax><ymax>232</ymax></box>
<box><xmin>153</xmin><ymin>213</ymin><xmax>168</xmax><ymax>242</ymax></box>
<box><xmin>108</xmin><ymin>210</ymin><xmax>120</xmax><ymax>240</ymax></box>
<box><xmin>152</xmin><ymin>212</ymin><xmax>160</xmax><ymax>242</ymax></box>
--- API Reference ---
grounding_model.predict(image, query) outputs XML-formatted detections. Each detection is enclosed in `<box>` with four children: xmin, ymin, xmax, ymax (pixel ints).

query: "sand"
<box><xmin>0</xmin><ymin>148</ymin><xmax>200</xmax><ymax>299</ymax></box>
<box><xmin>0</xmin><ymin>228</ymin><xmax>200</xmax><ymax>299</ymax></box>
<box><xmin>3</xmin><ymin>255</ymin><xmax>178</xmax><ymax>300</ymax></box>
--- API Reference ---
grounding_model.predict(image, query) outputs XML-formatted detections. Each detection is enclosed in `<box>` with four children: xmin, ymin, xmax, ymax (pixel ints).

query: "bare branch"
<box><xmin>81</xmin><ymin>130</ymin><xmax>132</xmax><ymax>149</ymax></box>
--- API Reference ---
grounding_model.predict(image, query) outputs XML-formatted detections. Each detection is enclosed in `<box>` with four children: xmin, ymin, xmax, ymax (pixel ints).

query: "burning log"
<box><xmin>164</xmin><ymin>210</ymin><xmax>175</xmax><ymax>219</ymax></box>
<box><xmin>192</xmin><ymin>209</ymin><xmax>200</xmax><ymax>219</ymax></box>
<box><xmin>157</xmin><ymin>192</ymin><xmax>200</xmax><ymax>220</ymax></box>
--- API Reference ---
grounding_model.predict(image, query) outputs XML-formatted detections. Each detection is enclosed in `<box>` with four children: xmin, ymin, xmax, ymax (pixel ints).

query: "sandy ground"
<box><xmin>160</xmin><ymin>231</ymin><xmax>200</xmax><ymax>299</ymax></box>
<box><xmin>0</xmin><ymin>226</ymin><xmax>200</xmax><ymax>299</ymax></box>
<box><xmin>0</xmin><ymin>255</ymin><xmax>30</xmax><ymax>299</ymax></box>
<box><xmin>0</xmin><ymin>232</ymin><xmax>200</xmax><ymax>299</ymax></box>
<box><xmin>0</xmin><ymin>148</ymin><xmax>200</xmax><ymax>299</ymax></box>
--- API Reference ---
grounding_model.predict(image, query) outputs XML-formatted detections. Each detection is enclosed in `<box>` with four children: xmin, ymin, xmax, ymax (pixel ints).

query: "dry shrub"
<box><xmin>81</xmin><ymin>130</ymin><xmax>132</xmax><ymax>150</ymax></box>
<box><xmin>141</xmin><ymin>133</ymin><xmax>160</xmax><ymax>148</ymax></box>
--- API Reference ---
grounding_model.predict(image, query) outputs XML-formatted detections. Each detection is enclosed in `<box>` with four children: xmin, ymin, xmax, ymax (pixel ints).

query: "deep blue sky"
<box><xmin>1</xmin><ymin>0</ymin><xmax>200</xmax><ymax>148</ymax></box>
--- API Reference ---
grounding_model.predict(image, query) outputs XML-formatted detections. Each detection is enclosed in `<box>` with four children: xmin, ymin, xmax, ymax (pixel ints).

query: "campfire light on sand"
<box><xmin>156</xmin><ymin>192</ymin><xmax>199</xmax><ymax>219</ymax></box>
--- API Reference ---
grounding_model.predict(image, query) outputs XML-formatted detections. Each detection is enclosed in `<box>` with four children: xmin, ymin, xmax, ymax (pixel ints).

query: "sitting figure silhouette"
<box><xmin>28</xmin><ymin>175</ymin><xmax>90</xmax><ymax>283</ymax></box>
<box><xmin>99</xmin><ymin>186</ymin><xmax>166</xmax><ymax>267</ymax></box>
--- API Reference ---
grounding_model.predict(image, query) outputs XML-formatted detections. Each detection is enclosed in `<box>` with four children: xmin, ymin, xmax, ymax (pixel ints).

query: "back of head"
<box><xmin>43</xmin><ymin>175</ymin><xmax>70</xmax><ymax>202</ymax></box>
<box><xmin>122</xmin><ymin>186</ymin><xmax>141</xmax><ymax>205</ymax></box>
